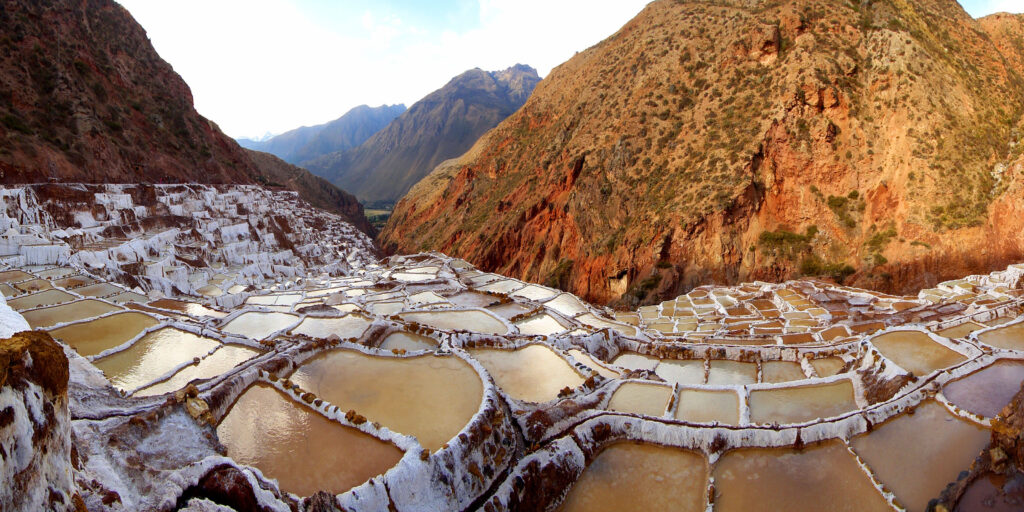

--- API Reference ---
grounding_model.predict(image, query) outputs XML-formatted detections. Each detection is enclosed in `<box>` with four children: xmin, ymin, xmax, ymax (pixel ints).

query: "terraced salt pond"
<box><xmin>379</xmin><ymin>331</ymin><xmax>437</xmax><ymax>351</ymax></box>
<box><xmin>514</xmin><ymin>313</ymin><xmax>567</xmax><ymax>335</ymax></box>
<box><xmin>468</xmin><ymin>345</ymin><xmax>585</xmax><ymax>402</ymax></box>
<box><xmin>290</xmin><ymin>314</ymin><xmax>372</xmax><ymax>339</ymax></box>
<box><xmin>48</xmin><ymin>311</ymin><xmax>158</xmax><ymax>356</ymax></box>
<box><xmin>748</xmin><ymin>379</ymin><xmax>857</xmax><ymax>424</ymax></box>
<box><xmin>942</xmin><ymin>360</ymin><xmax>1024</xmax><ymax>417</ymax></box>
<box><xmin>148</xmin><ymin>299</ymin><xmax>228</xmax><ymax>318</ymax></box>
<box><xmin>674</xmin><ymin>389</ymin><xmax>740</xmax><ymax>424</ymax></box>
<box><xmin>870</xmin><ymin>330</ymin><xmax>967</xmax><ymax>375</ymax></box>
<box><xmin>559</xmin><ymin>443</ymin><xmax>708</xmax><ymax>512</ymax></box>
<box><xmin>851</xmin><ymin>400</ymin><xmax>990</xmax><ymax>511</ymax></box>
<box><xmin>607</xmin><ymin>382</ymin><xmax>671</xmax><ymax>416</ymax></box>
<box><xmin>713</xmin><ymin>441</ymin><xmax>892</xmax><ymax>511</ymax></box>
<box><xmin>22</xmin><ymin>299</ymin><xmax>122</xmax><ymax>328</ymax></box>
<box><xmin>567</xmin><ymin>349</ymin><xmax>619</xmax><ymax>379</ymax></box>
<box><xmin>978</xmin><ymin>322</ymin><xmax>1024</xmax><ymax>350</ymax></box>
<box><xmin>399</xmin><ymin>310</ymin><xmax>508</xmax><ymax>335</ymax></box>
<box><xmin>75</xmin><ymin>282</ymin><xmax>125</xmax><ymax>297</ymax></box>
<box><xmin>7</xmin><ymin>288</ymin><xmax>76</xmax><ymax>310</ymax></box>
<box><xmin>135</xmin><ymin>343</ymin><xmax>262</xmax><ymax>397</ymax></box>
<box><xmin>290</xmin><ymin>349</ymin><xmax>482</xmax><ymax>451</ymax></box>
<box><xmin>93</xmin><ymin>328</ymin><xmax>221</xmax><ymax>391</ymax></box>
<box><xmin>221</xmin><ymin>311</ymin><xmax>298</xmax><ymax>340</ymax></box>
<box><xmin>217</xmin><ymin>384</ymin><xmax>404</xmax><ymax>496</ymax></box>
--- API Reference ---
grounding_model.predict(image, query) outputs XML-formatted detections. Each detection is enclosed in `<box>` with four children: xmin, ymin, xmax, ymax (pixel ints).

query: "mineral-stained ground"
<box><xmin>1</xmin><ymin>184</ymin><xmax>1024</xmax><ymax>511</ymax></box>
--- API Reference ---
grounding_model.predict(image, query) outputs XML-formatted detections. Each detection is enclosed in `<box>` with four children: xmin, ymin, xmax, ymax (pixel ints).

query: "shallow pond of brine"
<box><xmin>870</xmin><ymin>330</ymin><xmax>966</xmax><ymax>375</ymax></box>
<box><xmin>851</xmin><ymin>400</ymin><xmax>990</xmax><ymax>512</ymax></box>
<box><xmin>713</xmin><ymin>441</ymin><xmax>891</xmax><ymax>511</ymax></box>
<box><xmin>559</xmin><ymin>443</ymin><xmax>708</xmax><ymax>512</ymax></box>
<box><xmin>942</xmin><ymin>360</ymin><xmax>1024</xmax><ymax>418</ymax></box>
<box><xmin>48</xmin><ymin>311</ymin><xmax>157</xmax><ymax>356</ymax></box>
<box><xmin>220</xmin><ymin>312</ymin><xmax>298</xmax><ymax>340</ymax></box>
<box><xmin>217</xmin><ymin>384</ymin><xmax>404</xmax><ymax>497</ymax></box>
<box><xmin>23</xmin><ymin>299</ymin><xmax>122</xmax><ymax>329</ymax></box>
<box><xmin>469</xmin><ymin>345</ymin><xmax>585</xmax><ymax>402</ymax></box>
<box><xmin>93</xmin><ymin>327</ymin><xmax>221</xmax><ymax>391</ymax></box>
<box><xmin>290</xmin><ymin>350</ymin><xmax>482</xmax><ymax>451</ymax></box>
<box><xmin>748</xmin><ymin>379</ymin><xmax>857</xmax><ymax>425</ymax></box>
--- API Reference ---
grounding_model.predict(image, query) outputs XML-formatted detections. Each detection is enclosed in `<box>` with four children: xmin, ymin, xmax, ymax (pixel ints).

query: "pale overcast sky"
<box><xmin>116</xmin><ymin>0</ymin><xmax>1022</xmax><ymax>139</ymax></box>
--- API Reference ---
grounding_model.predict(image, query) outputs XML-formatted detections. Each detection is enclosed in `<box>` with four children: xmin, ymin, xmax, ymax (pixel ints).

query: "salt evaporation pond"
<box><xmin>93</xmin><ymin>328</ymin><xmax>221</xmax><ymax>391</ymax></box>
<box><xmin>978</xmin><ymin>322</ymin><xmax>1024</xmax><ymax>351</ymax></box>
<box><xmin>869</xmin><ymin>330</ymin><xmax>966</xmax><ymax>375</ymax></box>
<box><xmin>290</xmin><ymin>349</ymin><xmax>482</xmax><ymax>451</ymax></box>
<box><xmin>14</xmin><ymin>278</ymin><xmax>51</xmax><ymax>293</ymax></box>
<box><xmin>748</xmin><ymin>379</ymin><xmax>857</xmax><ymax>424</ymax></box>
<box><xmin>761</xmin><ymin>361</ymin><xmax>806</xmax><ymax>383</ymax></box>
<box><xmin>514</xmin><ymin>313</ymin><xmax>567</xmax><ymax>336</ymax></box>
<box><xmin>148</xmin><ymin>299</ymin><xmax>228</xmax><ymax>318</ymax></box>
<box><xmin>811</xmin><ymin>357</ymin><xmax>846</xmax><ymax>377</ymax></box>
<box><xmin>48</xmin><ymin>311</ymin><xmax>158</xmax><ymax>356</ymax></box>
<box><xmin>217</xmin><ymin>384</ymin><xmax>404</xmax><ymax>496</ymax></box>
<box><xmin>654</xmin><ymin>359</ymin><xmax>706</xmax><ymax>385</ymax></box>
<box><xmin>567</xmin><ymin>349</ymin><xmax>619</xmax><ymax>379</ymax></box>
<box><xmin>937</xmin><ymin>321</ymin><xmax>985</xmax><ymax>339</ymax></box>
<box><xmin>942</xmin><ymin>360</ymin><xmax>1024</xmax><ymax>417</ymax></box>
<box><xmin>221</xmin><ymin>311</ymin><xmax>298</xmax><ymax>340</ymax></box>
<box><xmin>379</xmin><ymin>331</ymin><xmax>437</xmax><ymax>351</ymax></box>
<box><xmin>399</xmin><ymin>309</ymin><xmax>508</xmax><ymax>335</ymax></box>
<box><xmin>0</xmin><ymin>269</ymin><xmax>33</xmax><ymax>283</ymax></box>
<box><xmin>446</xmin><ymin>291</ymin><xmax>498</xmax><ymax>308</ymax></box>
<box><xmin>611</xmin><ymin>352</ymin><xmax>660</xmax><ymax>371</ymax></box>
<box><xmin>851</xmin><ymin>400</ymin><xmax>990</xmax><ymax>511</ymax></box>
<box><xmin>135</xmin><ymin>343</ymin><xmax>261</xmax><ymax>397</ymax></box>
<box><xmin>75</xmin><ymin>282</ymin><xmax>124</xmax><ymax>297</ymax></box>
<box><xmin>291</xmin><ymin>314</ymin><xmax>372</xmax><ymax>339</ymax></box>
<box><xmin>7</xmin><ymin>288</ymin><xmax>76</xmax><ymax>310</ymax></box>
<box><xmin>559</xmin><ymin>443</ymin><xmax>708</xmax><ymax>512</ymax></box>
<box><xmin>713</xmin><ymin>441</ymin><xmax>892</xmax><ymax>511</ymax></box>
<box><xmin>707</xmin><ymin>360</ymin><xmax>758</xmax><ymax>385</ymax></box>
<box><xmin>468</xmin><ymin>345</ymin><xmax>585</xmax><ymax>402</ymax></box>
<box><xmin>607</xmin><ymin>382</ymin><xmax>671</xmax><ymax>416</ymax></box>
<box><xmin>22</xmin><ymin>299</ymin><xmax>121</xmax><ymax>328</ymax></box>
<box><xmin>544</xmin><ymin>293</ymin><xmax>589</xmax><ymax>317</ymax></box>
<box><xmin>675</xmin><ymin>389</ymin><xmax>740</xmax><ymax>424</ymax></box>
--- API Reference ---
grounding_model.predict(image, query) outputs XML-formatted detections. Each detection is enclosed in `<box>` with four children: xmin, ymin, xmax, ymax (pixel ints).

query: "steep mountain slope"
<box><xmin>979</xmin><ymin>12</ymin><xmax>1024</xmax><ymax>73</ymax></box>
<box><xmin>238</xmin><ymin>104</ymin><xmax>405</xmax><ymax>164</ymax></box>
<box><xmin>245</xmin><ymin>149</ymin><xmax>373</xmax><ymax>234</ymax></box>
<box><xmin>382</xmin><ymin>0</ymin><xmax>1024</xmax><ymax>306</ymax></box>
<box><xmin>304</xmin><ymin>65</ymin><xmax>540</xmax><ymax>207</ymax></box>
<box><xmin>0</xmin><ymin>0</ymin><xmax>256</xmax><ymax>184</ymax></box>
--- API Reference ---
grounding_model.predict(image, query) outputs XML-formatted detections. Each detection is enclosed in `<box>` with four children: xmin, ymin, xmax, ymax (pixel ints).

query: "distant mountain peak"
<box><xmin>302</xmin><ymin>64</ymin><xmax>540</xmax><ymax>207</ymax></box>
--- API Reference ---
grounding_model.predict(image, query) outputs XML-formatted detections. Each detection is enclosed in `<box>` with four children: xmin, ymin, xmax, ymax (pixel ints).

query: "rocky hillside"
<box><xmin>305</xmin><ymin>65</ymin><xmax>540</xmax><ymax>207</ymax></box>
<box><xmin>382</xmin><ymin>0</ymin><xmax>1024</xmax><ymax>306</ymax></box>
<box><xmin>245</xmin><ymin>149</ymin><xmax>373</xmax><ymax>234</ymax></box>
<box><xmin>979</xmin><ymin>12</ymin><xmax>1024</xmax><ymax>73</ymax></box>
<box><xmin>0</xmin><ymin>0</ymin><xmax>257</xmax><ymax>184</ymax></box>
<box><xmin>238</xmin><ymin>103</ymin><xmax>406</xmax><ymax>164</ymax></box>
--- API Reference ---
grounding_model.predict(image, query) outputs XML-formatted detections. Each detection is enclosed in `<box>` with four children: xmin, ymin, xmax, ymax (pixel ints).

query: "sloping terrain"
<box><xmin>245</xmin><ymin>149</ymin><xmax>373</xmax><ymax>234</ymax></box>
<box><xmin>382</xmin><ymin>0</ymin><xmax>1024</xmax><ymax>306</ymax></box>
<box><xmin>0</xmin><ymin>0</ymin><xmax>258</xmax><ymax>184</ymax></box>
<box><xmin>305</xmin><ymin>65</ymin><xmax>540</xmax><ymax>207</ymax></box>
<box><xmin>238</xmin><ymin>104</ymin><xmax>406</xmax><ymax>164</ymax></box>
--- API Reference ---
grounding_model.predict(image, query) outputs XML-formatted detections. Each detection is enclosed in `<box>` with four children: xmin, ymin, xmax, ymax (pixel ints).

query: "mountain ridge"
<box><xmin>382</xmin><ymin>0</ymin><xmax>1024</xmax><ymax>306</ymax></box>
<box><xmin>237</xmin><ymin>103</ymin><xmax>406</xmax><ymax>165</ymax></box>
<box><xmin>304</xmin><ymin>64</ymin><xmax>541</xmax><ymax>207</ymax></box>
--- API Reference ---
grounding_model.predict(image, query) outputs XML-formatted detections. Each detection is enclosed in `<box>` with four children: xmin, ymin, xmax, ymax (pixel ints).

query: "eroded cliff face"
<box><xmin>0</xmin><ymin>0</ymin><xmax>256</xmax><ymax>184</ymax></box>
<box><xmin>382</xmin><ymin>0</ymin><xmax>1024</xmax><ymax>307</ymax></box>
<box><xmin>0</xmin><ymin>331</ymin><xmax>74</xmax><ymax>511</ymax></box>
